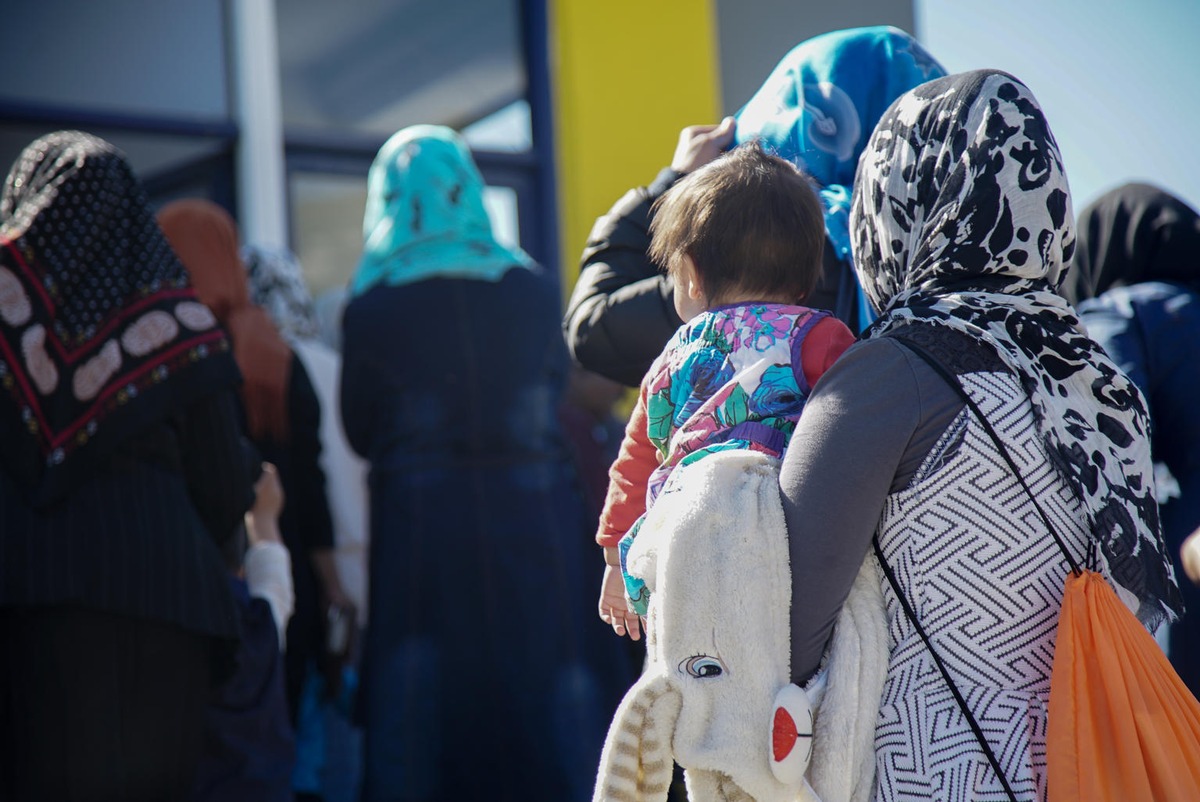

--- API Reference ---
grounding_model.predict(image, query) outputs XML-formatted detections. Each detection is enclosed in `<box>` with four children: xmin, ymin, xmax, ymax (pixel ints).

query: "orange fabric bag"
<box><xmin>1048</xmin><ymin>570</ymin><xmax>1200</xmax><ymax>801</ymax></box>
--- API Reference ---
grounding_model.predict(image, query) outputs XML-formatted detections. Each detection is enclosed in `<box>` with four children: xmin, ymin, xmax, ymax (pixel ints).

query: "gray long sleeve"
<box><xmin>780</xmin><ymin>337</ymin><xmax>963</xmax><ymax>683</ymax></box>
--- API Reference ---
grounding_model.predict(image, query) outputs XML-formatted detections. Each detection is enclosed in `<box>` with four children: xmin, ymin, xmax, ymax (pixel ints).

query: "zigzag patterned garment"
<box><xmin>874</xmin><ymin>366</ymin><xmax>1085</xmax><ymax>801</ymax></box>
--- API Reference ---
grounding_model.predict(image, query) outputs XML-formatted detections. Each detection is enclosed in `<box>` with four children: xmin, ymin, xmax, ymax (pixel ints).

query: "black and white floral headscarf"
<box><xmin>241</xmin><ymin>244</ymin><xmax>321</xmax><ymax>342</ymax></box>
<box><xmin>851</xmin><ymin>70</ymin><xmax>1182</xmax><ymax>627</ymax></box>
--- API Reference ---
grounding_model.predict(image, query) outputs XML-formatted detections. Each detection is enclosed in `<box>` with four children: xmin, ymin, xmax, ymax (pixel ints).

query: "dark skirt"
<box><xmin>0</xmin><ymin>606</ymin><xmax>212</xmax><ymax>802</ymax></box>
<box><xmin>358</xmin><ymin>458</ymin><xmax>637</xmax><ymax>802</ymax></box>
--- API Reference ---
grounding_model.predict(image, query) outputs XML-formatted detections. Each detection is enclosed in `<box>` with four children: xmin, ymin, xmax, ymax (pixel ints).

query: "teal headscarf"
<box><xmin>350</xmin><ymin>125</ymin><xmax>533</xmax><ymax>296</ymax></box>
<box><xmin>733</xmin><ymin>26</ymin><xmax>946</xmax><ymax>326</ymax></box>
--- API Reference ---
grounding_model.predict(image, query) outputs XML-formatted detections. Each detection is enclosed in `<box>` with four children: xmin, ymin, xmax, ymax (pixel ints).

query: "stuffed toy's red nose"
<box><xmin>773</xmin><ymin>706</ymin><xmax>799</xmax><ymax>761</ymax></box>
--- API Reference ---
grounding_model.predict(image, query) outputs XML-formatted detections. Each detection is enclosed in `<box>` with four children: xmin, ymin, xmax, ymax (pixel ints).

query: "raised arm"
<box><xmin>563</xmin><ymin>119</ymin><xmax>736</xmax><ymax>387</ymax></box>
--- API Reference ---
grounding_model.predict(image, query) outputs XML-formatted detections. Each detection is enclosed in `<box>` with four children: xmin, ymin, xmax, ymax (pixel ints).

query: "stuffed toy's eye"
<box><xmin>681</xmin><ymin>655</ymin><xmax>725</xmax><ymax>678</ymax></box>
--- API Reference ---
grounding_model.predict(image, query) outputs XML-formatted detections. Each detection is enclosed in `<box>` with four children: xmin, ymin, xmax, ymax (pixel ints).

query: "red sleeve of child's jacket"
<box><xmin>799</xmin><ymin>316</ymin><xmax>856</xmax><ymax>388</ymax></box>
<box><xmin>596</xmin><ymin>384</ymin><xmax>658</xmax><ymax>547</ymax></box>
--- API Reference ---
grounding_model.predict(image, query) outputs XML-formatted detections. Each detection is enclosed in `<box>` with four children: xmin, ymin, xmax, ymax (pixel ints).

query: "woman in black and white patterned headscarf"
<box><xmin>779</xmin><ymin>70</ymin><xmax>1179</xmax><ymax>801</ymax></box>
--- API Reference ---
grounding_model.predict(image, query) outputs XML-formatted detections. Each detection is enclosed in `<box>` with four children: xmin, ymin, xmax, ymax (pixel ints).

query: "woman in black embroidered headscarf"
<box><xmin>1072</xmin><ymin>182</ymin><xmax>1200</xmax><ymax>696</ymax></box>
<box><xmin>778</xmin><ymin>72</ymin><xmax>1179</xmax><ymax>800</ymax></box>
<box><xmin>0</xmin><ymin>131</ymin><xmax>255</xmax><ymax>801</ymax></box>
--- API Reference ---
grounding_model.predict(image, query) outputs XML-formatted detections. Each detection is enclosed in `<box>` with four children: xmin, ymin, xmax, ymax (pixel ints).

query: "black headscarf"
<box><xmin>851</xmin><ymin>70</ymin><xmax>1181</xmax><ymax>628</ymax></box>
<box><xmin>1064</xmin><ymin>181</ymin><xmax>1200</xmax><ymax>304</ymax></box>
<box><xmin>0</xmin><ymin>131</ymin><xmax>238</xmax><ymax>506</ymax></box>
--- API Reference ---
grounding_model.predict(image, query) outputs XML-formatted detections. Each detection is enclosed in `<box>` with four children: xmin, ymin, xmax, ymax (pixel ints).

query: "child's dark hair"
<box><xmin>648</xmin><ymin>142</ymin><xmax>824</xmax><ymax>305</ymax></box>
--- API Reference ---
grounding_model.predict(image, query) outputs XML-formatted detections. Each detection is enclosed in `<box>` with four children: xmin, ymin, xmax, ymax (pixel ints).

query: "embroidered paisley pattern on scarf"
<box><xmin>0</xmin><ymin>131</ymin><xmax>236</xmax><ymax>504</ymax></box>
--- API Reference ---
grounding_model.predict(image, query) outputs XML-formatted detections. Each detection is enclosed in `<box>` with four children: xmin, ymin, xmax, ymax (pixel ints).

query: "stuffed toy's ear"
<box><xmin>592</xmin><ymin>673</ymin><xmax>681</xmax><ymax>802</ymax></box>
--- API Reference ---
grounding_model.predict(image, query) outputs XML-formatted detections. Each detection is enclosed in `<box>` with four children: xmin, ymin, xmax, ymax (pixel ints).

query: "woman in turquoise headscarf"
<box><xmin>733</xmin><ymin>25</ymin><xmax>947</xmax><ymax>329</ymax></box>
<box><xmin>564</xmin><ymin>26</ymin><xmax>947</xmax><ymax>387</ymax></box>
<box><xmin>340</xmin><ymin>125</ymin><xmax>635</xmax><ymax>802</ymax></box>
<box><xmin>349</xmin><ymin>125</ymin><xmax>534</xmax><ymax>293</ymax></box>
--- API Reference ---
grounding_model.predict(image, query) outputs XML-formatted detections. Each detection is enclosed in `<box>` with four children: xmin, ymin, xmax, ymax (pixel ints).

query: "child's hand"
<box><xmin>599</xmin><ymin>564</ymin><xmax>644</xmax><ymax>641</ymax></box>
<box><xmin>246</xmin><ymin>462</ymin><xmax>284</xmax><ymax>545</ymax></box>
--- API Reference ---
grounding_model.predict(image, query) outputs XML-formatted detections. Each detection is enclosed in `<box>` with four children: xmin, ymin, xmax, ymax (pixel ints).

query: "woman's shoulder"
<box><xmin>827</xmin><ymin>335</ymin><xmax>916</xmax><ymax>372</ymax></box>
<box><xmin>495</xmin><ymin>262</ymin><xmax>557</xmax><ymax>293</ymax></box>
<box><xmin>811</xmin><ymin>328</ymin><xmax>974</xmax><ymax>430</ymax></box>
<box><xmin>804</xmin><ymin>338</ymin><xmax>922</xmax><ymax>413</ymax></box>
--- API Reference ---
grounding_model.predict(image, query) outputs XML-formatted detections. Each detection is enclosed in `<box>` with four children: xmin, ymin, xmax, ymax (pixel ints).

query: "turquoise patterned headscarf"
<box><xmin>733</xmin><ymin>26</ymin><xmax>946</xmax><ymax>325</ymax></box>
<box><xmin>350</xmin><ymin>125</ymin><xmax>533</xmax><ymax>296</ymax></box>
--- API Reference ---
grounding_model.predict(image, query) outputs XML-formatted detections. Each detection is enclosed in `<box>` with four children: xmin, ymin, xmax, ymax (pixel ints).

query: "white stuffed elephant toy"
<box><xmin>592</xmin><ymin>450</ymin><xmax>887</xmax><ymax>802</ymax></box>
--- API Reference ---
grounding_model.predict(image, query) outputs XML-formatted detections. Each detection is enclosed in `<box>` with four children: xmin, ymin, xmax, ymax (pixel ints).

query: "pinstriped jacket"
<box><xmin>0</xmin><ymin>389</ymin><xmax>254</xmax><ymax>650</ymax></box>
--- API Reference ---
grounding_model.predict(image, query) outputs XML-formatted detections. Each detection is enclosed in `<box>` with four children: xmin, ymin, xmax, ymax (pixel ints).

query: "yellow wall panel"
<box><xmin>550</xmin><ymin>0</ymin><xmax>721</xmax><ymax>293</ymax></box>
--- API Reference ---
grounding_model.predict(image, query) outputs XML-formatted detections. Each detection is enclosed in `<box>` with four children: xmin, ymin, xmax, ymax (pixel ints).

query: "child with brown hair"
<box><xmin>596</xmin><ymin>143</ymin><xmax>856</xmax><ymax>637</ymax></box>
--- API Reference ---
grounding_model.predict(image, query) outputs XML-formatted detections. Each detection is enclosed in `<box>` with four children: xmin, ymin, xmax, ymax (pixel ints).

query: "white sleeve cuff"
<box><xmin>244</xmin><ymin>541</ymin><xmax>295</xmax><ymax>649</ymax></box>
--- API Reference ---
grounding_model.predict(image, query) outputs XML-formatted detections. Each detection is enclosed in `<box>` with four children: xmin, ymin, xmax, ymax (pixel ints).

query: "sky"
<box><xmin>916</xmin><ymin>0</ymin><xmax>1200</xmax><ymax>215</ymax></box>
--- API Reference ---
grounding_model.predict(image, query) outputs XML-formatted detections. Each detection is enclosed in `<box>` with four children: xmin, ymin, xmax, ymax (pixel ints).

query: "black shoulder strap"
<box><xmin>871</xmin><ymin>538</ymin><xmax>1019</xmax><ymax>802</ymax></box>
<box><xmin>895</xmin><ymin>335</ymin><xmax>1082</xmax><ymax>576</ymax></box>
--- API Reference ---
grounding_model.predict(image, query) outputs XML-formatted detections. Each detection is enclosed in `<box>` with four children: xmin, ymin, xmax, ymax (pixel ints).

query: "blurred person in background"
<box><xmin>244</xmin><ymin>243</ymin><xmax>369</xmax><ymax>802</ymax></box>
<box><xmin>313</xmin><ymin>286</ymin><xmax>350</xmax><ymax>353</ymax></box>
<box><xmin>555</xmin><ymin>364</ymin><xmax>646</xmax><ymax>690</ymax></box>
<box><xmin>0</xmin><ymin>130</ymin><xmax>254</xmax><ymax>801</ymax></box>
<box><xmin>1070</xmin><ymin>182</ymin><xmax>1200</xmax><ymax>696</ymax></box>
<box><xmin>193</xmin><ymin>462</ymin><xmax>296</xmax><ymax>802</ymax></box>
<box><xmin>563</xmin><ymin>25</ymin><xmax>947</xmax><ymax>388</ymax></box>
<box><xmin>556</xmin><ymin>364</ymin><xmax>627</xmax><ymax>526</ymax></box>
<box><xmin>340</xmin><ymin>124</ymin><xmax>634</xmax><ymax>801</ymax></box>
<box><xmin>158</xmin><ymin>200</ymin><xmax>353</xmax><ymax>802</ymax></box>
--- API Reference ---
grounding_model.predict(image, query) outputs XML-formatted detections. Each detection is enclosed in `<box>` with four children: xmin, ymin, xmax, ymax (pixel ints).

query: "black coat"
<box><xmin>0</xmin><ymin>389</ymin><xmax>253</xmax><ymax>648</ymax></box>
<box><xmin>341</xmin><ymin>268</ymin><xmax>635</xmax><ymax>798</ymax></box>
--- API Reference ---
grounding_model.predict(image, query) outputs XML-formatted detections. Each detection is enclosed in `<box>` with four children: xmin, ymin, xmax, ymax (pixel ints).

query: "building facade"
<box><xmin>0</xmin><ymin>0</ymin><xmax>911</xmax><ymax>300</ymax></box>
